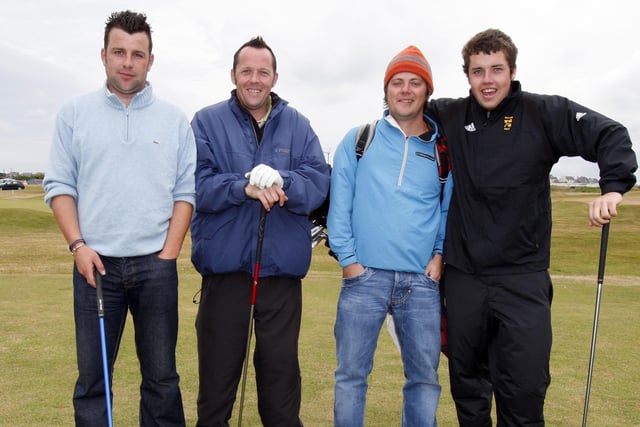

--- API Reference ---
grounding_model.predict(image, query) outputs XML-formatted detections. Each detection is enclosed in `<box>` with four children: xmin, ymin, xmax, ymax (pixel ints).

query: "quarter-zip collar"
<box><xmin>103</xmin><ymin>81</ymin><xmax>154</xmax><ymax>110</ymax></box>
<box><xmin>102</xmin><ymin>81</ymin><xmax>154</xmax><ymax>142</ymax></box>
<box><xmin>383</xmin><ymin>112</ymin><xmax>440</xmax><ymax>187</ymax></box>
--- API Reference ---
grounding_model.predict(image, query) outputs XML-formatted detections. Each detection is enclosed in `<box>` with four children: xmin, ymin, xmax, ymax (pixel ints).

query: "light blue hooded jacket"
<box><xmin>328</xmin><ymin>113</ymin><xmax>453</xmax><ymax>273</ymax></box>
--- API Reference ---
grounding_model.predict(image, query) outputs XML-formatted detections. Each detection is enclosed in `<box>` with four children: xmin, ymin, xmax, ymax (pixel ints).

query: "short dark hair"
<box><xmin>462</xmin><ymin>28</ymin><xmax>517</xmax><ymax>75</ymax></box>
<box><xmin>104</xmin><ymin>10</ymin><xmax>153</xmax><ymax>53</ymax></box>
<box><xmin>232</xmin><ymin>36</ymin><xmax>277</xmax><ymax>73</ymax></box>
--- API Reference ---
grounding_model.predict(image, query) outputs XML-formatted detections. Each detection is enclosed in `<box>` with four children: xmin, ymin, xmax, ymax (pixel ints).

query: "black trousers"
<box><xmin>195</xmin><ymin>272</ymin><xmax>303</xmax><ymax>427</ymax></box>
<box><xmin>443</xmin><ymin>266</ymin><xmax>553</xmax><ymax>427</ymax></box>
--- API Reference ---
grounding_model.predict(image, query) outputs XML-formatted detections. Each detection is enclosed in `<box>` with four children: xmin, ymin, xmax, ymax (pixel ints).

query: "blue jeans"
<box><xmin>72</xmin><ymin>253</ymin><xmax>185</xmax><ymax>426</ymax></box>
<box><xmin>334</xmin><ymin>267</ymin><xmax>441</xmax><ymax>427</ymax></box>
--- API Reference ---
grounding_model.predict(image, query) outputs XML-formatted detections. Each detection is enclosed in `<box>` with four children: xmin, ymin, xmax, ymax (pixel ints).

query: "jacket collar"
<box><xmin>229</xmin><ymin>89</ymin><xmax>285</xmax><ymax>120</ymax></box>
<box><xmin>470</xmin><ymin>80</ymin><xmax>521</xmax><ymax>121</ymax></box>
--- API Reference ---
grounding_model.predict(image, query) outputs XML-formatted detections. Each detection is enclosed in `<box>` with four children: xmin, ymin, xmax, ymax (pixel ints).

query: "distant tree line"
<box><xmin>0</xmin><ymin>172</ymin><xmax>44</xmax><ymax>181</ymax></box>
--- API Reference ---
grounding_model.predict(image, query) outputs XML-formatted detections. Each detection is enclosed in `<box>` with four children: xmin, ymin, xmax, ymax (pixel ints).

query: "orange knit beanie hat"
<box><xmin>384</xmin><ymin>45</ymin><xmax>434</xmax><ymax>94</ymax></box>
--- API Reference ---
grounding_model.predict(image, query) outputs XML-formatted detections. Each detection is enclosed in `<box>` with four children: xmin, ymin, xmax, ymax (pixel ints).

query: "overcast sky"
<box><xmin>1</xmin><ymin>0</ymin><xmax>638</xmax><ymax>180</ymax></box>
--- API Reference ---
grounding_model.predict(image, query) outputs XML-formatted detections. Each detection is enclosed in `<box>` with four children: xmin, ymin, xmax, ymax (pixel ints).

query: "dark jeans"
<box><xmin>72</xmin><ymin>253</ymin><xmax>185</xmax><ymax>426</ymax></box>
<box><xmin>444</xmin><ymin>266</ymin><xmax>552</xmax><ymax>427</ymax></box>
<box><xmin>195</xmin><ymin>272</ymin><xmax>303</xmax><ymax>427</ymax></box>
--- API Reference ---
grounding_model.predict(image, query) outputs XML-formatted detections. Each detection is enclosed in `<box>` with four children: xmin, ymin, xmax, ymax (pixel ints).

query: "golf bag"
<box><xmin>310</xmin><ymin>164</ymin><xmax>332</xmax><ymax>251</ymax></box>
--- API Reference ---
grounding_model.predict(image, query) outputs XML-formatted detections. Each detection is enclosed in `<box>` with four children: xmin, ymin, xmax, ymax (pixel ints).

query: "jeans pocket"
<box><xmin>341</xmin><ymin>266</ymin><xmax>372</xmax><ymax>288</ymax></box>
<box><xmin>154</xmin><ymin>253</ymin><xmax>177</xmax><ymax>264</ymax></box>
<box><xmin>420</xmin><ymin>274</ymin><xmax>440</xmax><ymax>289</ymax></box>
<box><xmin>149</xmin><ymin>254</ymin><xmax>178</xmax><ymax>282</ymax></box>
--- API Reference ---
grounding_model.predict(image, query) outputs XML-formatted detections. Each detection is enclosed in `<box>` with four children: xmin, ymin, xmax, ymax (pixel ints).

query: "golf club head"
<box><xmin>311</xmin><ymin>223</ymin><xmax>327</xmax><ymax>248</ymax></box>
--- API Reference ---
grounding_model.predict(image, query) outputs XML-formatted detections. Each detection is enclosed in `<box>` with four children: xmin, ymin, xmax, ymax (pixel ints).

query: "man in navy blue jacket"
<box><xmin>190</xmin><ymin>36</ymin><xmax>330</xmax><ymax>427</ymax></box>
<box><xmin>430</xmin><ymin>28</ymin><xmax>637</xmax><ymax>426</ymax></box>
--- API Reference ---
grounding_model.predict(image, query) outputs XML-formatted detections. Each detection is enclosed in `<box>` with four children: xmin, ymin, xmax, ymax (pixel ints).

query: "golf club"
<box><xmin>95</xmin><ymin>271</ymin><xmax>114</xmax><ymax>427</ymax></box>
<box><xmin>310</xmin><ymin>220</ymin><xmax>327</xmax><ymax>248</ymax></box>
<box><xmin>237</xmin><ymin>207</ymin><xmax>267</xmax><ymax>427</ymax></box>
<box><xmin>581</xmin><ymin>222</ymin><xmax>610</xmax><ymax>427</ymax></box>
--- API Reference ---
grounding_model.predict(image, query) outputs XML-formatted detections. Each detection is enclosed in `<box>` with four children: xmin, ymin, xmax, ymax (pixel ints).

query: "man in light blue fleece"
<box><xmin>43</xmin><ymin>10</ymin><xmax>195</xmax><ymax>426</ymax></box>
<box><xmin>328</xmin><ymin>45</ymin><xmax>453</xmax><ymax>427</ymax></box>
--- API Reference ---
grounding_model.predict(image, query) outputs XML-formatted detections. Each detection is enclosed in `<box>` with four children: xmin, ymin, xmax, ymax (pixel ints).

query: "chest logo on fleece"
<box><xmin>503</xmin><ymin>116</ymin><xmax>514</xmax><ymax>131</ymax></box>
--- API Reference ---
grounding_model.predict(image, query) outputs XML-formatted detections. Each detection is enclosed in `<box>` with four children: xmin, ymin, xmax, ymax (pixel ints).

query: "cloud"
<box><xmin>0</xmin><ymin>44</ymin><xmax>91</xmax><ymax>172</ymax></box>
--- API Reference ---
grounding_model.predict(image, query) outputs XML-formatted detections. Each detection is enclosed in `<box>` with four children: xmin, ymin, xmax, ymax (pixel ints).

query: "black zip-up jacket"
<box><xmin>430</xmin><ymin>81</ymin><xmax>637</xmax><ymax>275</ymax></box>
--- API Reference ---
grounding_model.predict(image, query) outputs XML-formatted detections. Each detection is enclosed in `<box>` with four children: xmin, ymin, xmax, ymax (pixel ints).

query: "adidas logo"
<box><xmin>464</xmin><ymin>122</ymin><xmax>476</xmax><ymax>132</ymax></box>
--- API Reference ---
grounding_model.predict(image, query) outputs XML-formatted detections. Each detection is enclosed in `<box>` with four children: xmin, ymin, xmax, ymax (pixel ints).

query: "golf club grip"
<box><xmin>597</xmin><ymin>223</ymin><xmax>610</xmax><ymax>283</ymax></box>
<box><xmin>255</xmin><ymin>207</ymin><xmax>267</xmax><ymax>262</ymax></box>
<box><xmin>250</xmin><ymin>208</ymin><xmax>268</xmax><ymax>305</ymax></box>
<box><xmin>95</xmin><ymin>272</ymin><xmax>105</xmax><ymax>318</ymax></box>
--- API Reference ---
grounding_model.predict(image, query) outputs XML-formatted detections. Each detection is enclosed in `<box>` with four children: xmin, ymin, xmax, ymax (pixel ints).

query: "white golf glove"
<box><xmin>244</xmin><ymin>164</ymin><xmax>284</xmax><ymax>189</ymax></box>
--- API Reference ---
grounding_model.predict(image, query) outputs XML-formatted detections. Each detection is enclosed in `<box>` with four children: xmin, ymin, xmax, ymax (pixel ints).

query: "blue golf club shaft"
<box><xmin>96</xmin><ymin>272</ymin><xmax>114</xmax><ymax>427</ymax></box>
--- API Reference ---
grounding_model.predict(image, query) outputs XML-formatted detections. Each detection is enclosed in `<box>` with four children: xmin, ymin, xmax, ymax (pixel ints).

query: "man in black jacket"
<box><xmin>430</xmin><ymin>28</ymin><xmax>637</xmax><ymax>426</ymax></box>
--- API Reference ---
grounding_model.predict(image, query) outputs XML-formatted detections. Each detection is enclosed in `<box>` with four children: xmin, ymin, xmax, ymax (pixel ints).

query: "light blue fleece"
<box><xmin>328</xmin><ymin>114</ymin><xmax>453</xmax><ymax>273</ymax></box>
<box><xmin>43</xmin><ymin>83</ymin><xmax>196</xmax><ymax>257</ymax></box>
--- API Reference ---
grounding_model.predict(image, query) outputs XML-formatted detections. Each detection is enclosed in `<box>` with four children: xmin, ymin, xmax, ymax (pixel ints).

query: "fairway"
<box><xmin>1</xmin><ymin>186</ymin><xmax>639</xmax><ymax>426</ymax></box>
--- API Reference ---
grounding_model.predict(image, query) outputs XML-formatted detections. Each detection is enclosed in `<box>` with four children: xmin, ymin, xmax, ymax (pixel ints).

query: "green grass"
<box><xmin>1</xmin><ymin>186</ymin><xmax>639</xmax><ymax>426</ymax></box>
